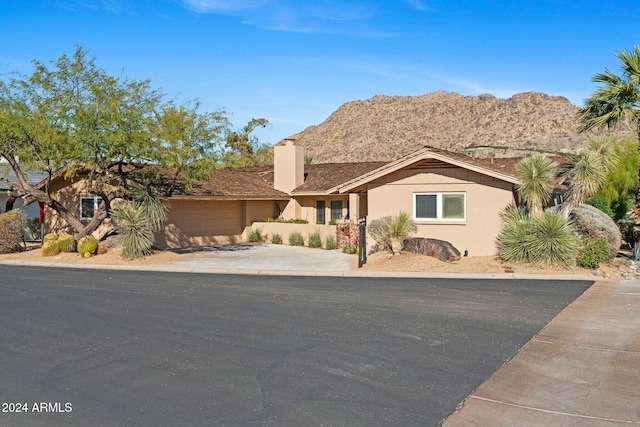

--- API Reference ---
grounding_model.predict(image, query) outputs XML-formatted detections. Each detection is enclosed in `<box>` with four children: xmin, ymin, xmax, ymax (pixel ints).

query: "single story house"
<box><xmin>40</xmin><ymin>141</ymin><xmax>535</xmax><ymax>256</ymax></box>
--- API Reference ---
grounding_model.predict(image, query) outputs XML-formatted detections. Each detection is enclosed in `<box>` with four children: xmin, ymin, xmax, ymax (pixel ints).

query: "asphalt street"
<box><xmin>0</xmin><ymin>266</ymin><xmax>592</xmax><ymax>427</ymax></box>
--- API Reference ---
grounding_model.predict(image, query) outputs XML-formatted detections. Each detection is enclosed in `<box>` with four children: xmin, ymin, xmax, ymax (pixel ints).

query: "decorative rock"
<box><xmin>403</xmin><ymin>238</ymin><xmax>461</xmax><ymax>262</ymax></box>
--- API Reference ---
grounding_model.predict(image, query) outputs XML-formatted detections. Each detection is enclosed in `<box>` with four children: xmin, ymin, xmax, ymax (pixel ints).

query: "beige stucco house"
<box><xmin>42</xmin><ymin>141</ymin><xmax>525</xmax><ymax>256</ymax></box>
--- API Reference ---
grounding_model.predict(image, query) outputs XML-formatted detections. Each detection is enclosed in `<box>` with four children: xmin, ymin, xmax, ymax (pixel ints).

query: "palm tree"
<box><xmin>515</xmin><ymin>155</ymin><xmax>558</xmax><ymax>216</ymax></box>
<box><xmin>578</xmin><ymin>46</ymin><xmax>640</xmax><ymax>200</ymax></box>
<box><xmin>579</xmin><ymin>46</ymin><xmax>640</xmax><ymax>138</ymax></box>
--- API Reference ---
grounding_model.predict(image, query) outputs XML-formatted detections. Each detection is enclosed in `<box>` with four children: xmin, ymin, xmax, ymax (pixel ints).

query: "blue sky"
<box><xmin>1</xmin><ymin>1</ymin><xmax>639</xmax><ymax>145</ymax></box>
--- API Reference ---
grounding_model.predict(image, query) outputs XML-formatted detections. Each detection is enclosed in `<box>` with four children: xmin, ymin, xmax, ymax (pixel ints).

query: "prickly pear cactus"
<box><xmin>58</xmin><ymin>233</ymin><xmax>74</xmax><ymax>252</ymax></box>
<box><xmin>77</xmin><ymin>235</ymin><xmax>98</xmax><ymax>257</ymax></box>
<box><xmin>43</xmin><ymin>233</ymin><xmax>58</xmax><ymax>242</ymax></box>
<box><xmin>41</xmin><ymin>240</ymin><xmax>61</xmax><ymax>256</ymax></box>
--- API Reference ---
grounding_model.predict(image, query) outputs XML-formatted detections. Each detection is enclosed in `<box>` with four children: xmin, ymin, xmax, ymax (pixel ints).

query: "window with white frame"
<box><xmin>414</xmin><ymin>192</ymin><xmax>466</xmax><ymax>221</ymax></box>
<box><xmin>80</xmin><ymin>197</ymin><xmax>103</xmax><ymax>220</ymax></box>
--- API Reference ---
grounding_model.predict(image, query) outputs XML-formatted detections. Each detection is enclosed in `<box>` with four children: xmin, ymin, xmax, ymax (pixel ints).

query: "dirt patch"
<box><xmin>0</xmin><ymin>245</ymin><xmax>183</xmax><ymax>266</ymax></box>
<box><xmin>359</xmin><ymin>251</ymin><xmax>622</xmax><ymax>279</ymax></box>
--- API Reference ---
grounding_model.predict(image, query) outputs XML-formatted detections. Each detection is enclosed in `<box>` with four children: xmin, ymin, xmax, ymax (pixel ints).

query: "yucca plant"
<box><xmin>129</xmin><ymin>184</ymin><xmax>168</xmax><ymax>232</ymax></box>
<box><xmin>528</xmin><ymin>210</ymin><xmax>578</xmax><ymax>267</ymax></box>
<box><xmin>111</xmin><ymin>201</ymin><xmax>154</xmax><ymax>259</ymax></box>
<box><xmin>498</xmin><ymin>206</ymin><xmax>533</xmax><ymax>263</ymax></box>
<box><xmin>271</xmin><ymin>233</ymin><xmax>282</xmax><ymax>244</ymax></box>
<box><xmin>562</xmin><ymin>150</ymin><xmax>608</xmax><ymax>213</ymax></box>
<box><xmin>515</xmin><ymin>155</ymin><xmax>558</xmax><ymax>216</ymax></box>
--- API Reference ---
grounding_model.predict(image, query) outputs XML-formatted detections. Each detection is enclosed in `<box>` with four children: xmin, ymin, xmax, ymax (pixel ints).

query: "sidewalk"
<box><xmin>442</xmin><ymin>279</ymin><xmax>640</xmax><ymax>427</ymax></box>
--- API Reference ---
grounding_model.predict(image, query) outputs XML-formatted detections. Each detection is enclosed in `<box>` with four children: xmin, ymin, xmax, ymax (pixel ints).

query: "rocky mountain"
<box><xmin>280</xmin><ymin>91</ymin><xmax>633</xmax><ymax>163</ymax></box>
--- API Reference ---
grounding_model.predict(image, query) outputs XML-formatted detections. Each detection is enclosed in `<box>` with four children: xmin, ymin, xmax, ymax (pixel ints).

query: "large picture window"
<box><xmin>80</xmin><ymin>197</ymin><xmax>102</xmax><ymax>220</ymax></box>
<box><xmin>414</xmin><ymin>192</ymin><xmax>465</xmax><ymax>221</ymax></box>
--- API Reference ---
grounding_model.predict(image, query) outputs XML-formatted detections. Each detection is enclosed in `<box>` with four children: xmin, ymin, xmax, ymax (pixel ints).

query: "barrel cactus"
<box><xmin>41</xmin><ymin>240</ymin><xmax>61</xmax><ymax>256</ymax></box>
<box><xmin>57</xmin><ymin>233</ymin><xmax>74</xmax><ymax>252</ymax></box>
<box><xmin>43</xmin><ymin>233</ymin><xmax>58</xmax><ymax>242</ymax></box>
<box><xmin>77</xmin><ymin>235</ymin><xmax>98</xmax><ymax>257</ymax></box>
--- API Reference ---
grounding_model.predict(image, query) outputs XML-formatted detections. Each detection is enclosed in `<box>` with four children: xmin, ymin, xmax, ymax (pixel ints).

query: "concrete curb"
<box><xmin>0</xmin><ymin>259</ymin><xmax>600</xmax><ymax>281</ymax></box>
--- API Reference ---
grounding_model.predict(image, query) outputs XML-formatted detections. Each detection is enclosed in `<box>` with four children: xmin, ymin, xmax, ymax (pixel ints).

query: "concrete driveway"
<box><xmin>168</xmin><ymin>243</ymin><xmax>356</xmax><ymax>272</ymax></box>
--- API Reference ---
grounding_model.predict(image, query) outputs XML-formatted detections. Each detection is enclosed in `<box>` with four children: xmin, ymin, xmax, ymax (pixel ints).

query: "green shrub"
<box><xmin>271</xmin><ymin>233</ymin><xmax>282</xmax><ymax>244</ymax></box>
<box><xmin>0</xmin><ymin>210</ymin><xmax>26</xmax><ymax>254</ymax></box>
<box><xmin>618</xmin><ymin>215</ymin><xmax>639</xmax><ymax>247</ymax></box>
<box><xmin>288</xmin><ymin>231</ymin><xmax>304</xmax><ymax>246</ymax></box>
<box><xmin>586</xmin><ymin>193</ymin><xmax>614</xmax><ymax>218</ymax></box>
<box><xmin>111</xmin><ymin>201</ymin><xmax>153</xmax><ymax>259</ymax></box>
<box><xmin>577</xmin><ymin>238</ymin><xmax>610</xmax><ymax>268</ymax></box>
<box><xmin>308</xmin><ymin>231</ymin><xmax>322</xmax><ymax>248</ymax></box>
<box><xmin>248</xmin><ymin>227</ymin><xmax>263</xmax><ymax>243</ymax></box>
<box><xmin>342</xmin><ymin>244</ymin><xmax>357</xmax><ymax>254</ymax></box>
<box><xmin>325</xmin><ymin>235</ymin><xmax>337</xmax><ymax>250</ymax></box>
<box><xmin>328</xmin><ymin>219</ymin><xmax>337</xmax><ymax>225</ymax></box>
<box><xmin>528</xmin><ymin>211</ymin><xmax>578</xmax><ymax>267</ymax></box>
<box><xmin>369</xmin><ymin>211</ymin><xmax>417</xmax><ymax>253</ymax></box>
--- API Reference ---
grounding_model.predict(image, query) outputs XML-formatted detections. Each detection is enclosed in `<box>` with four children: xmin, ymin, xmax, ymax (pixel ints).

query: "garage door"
<box><xmin>159</xmin><ymin>200</ymin><xmax>244</xmax><ymax>249</ymax></box>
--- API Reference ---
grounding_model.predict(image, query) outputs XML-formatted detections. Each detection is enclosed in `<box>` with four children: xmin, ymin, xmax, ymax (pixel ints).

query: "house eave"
<box><xmin>168</xmin><ymin>195</ymin><xmax>289</xmax><ymax>201</ymax></box>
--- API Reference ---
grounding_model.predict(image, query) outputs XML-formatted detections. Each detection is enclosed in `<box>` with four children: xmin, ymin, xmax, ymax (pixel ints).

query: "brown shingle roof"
<box><xmin>170</xmin><ymin>166</ymin><xmax>289</xmax><ymax>199</ymax></box>
<box><xmin>293</xmin><ymin>162</ymin><xmax>387</xmax><ymax>193</ymax></box>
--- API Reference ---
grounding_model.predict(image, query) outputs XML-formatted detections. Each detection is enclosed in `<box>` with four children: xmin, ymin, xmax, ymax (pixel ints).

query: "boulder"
<box><xmin>569</xmin><ymin>204</ymin><xmax>621</xmax><ymax>261</ymax></box>
<box><xmin>403</xmin><ymin>238</ymin><xmax>461</xmax><ymax>262</ymax></box>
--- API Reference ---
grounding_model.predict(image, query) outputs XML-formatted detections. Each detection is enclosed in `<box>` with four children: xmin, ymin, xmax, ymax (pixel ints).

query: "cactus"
<box><xmin>58</xmin><ymin>233</ymin><xmax>74</xmax><ymax>252</ymax></box>
<box><xmin>43</xmin><ymin>233</ymin><xmax>58</xmax><ymax>242</ymax></box>
<box><xmin>41</xmin><ymin>240</ymin><xmax>61</xmax><ymax>256</ymax></box>
<box><xmin>77</xmin><ymin>235</ymin><xmax>98</xmax><ymax>257</ymax></box>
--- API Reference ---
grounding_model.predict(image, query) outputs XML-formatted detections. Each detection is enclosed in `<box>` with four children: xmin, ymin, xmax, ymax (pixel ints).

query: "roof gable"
<box><xmin>336</xmin><ymin>147</ymin><xmax>521</xmax><ymax>193</ymax></box>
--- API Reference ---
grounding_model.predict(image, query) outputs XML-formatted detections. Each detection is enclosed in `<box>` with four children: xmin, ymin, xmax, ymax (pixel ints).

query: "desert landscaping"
<box><xmin>0</xmin><ymin>242</ymin><xmax>628</xmax><ymax>279</ymax></box>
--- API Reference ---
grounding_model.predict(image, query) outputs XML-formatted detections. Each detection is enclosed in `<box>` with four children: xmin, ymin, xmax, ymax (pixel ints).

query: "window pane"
<box><xmin>316</xmin><ymin>200</ymin><xmax>326</xmax><ymax>224</ymax></box>
<box><xmin>80</xmin><ymin>198</ymin><xmax>96</xmax><ymax>219</ymax></box>
<box><xmin>442</xmin><ymin>194</ymin><xmax>465</xmax><ymax>219</ymax></box>
<box><xmin>330</xmin><ymin>200</ymin><xmax>343</xmax><ymax>221</ymax></box>
<box><xmin>415</xmin><ymin>194</ymin><xmax>437</xmax><ymax>219</ymax></box>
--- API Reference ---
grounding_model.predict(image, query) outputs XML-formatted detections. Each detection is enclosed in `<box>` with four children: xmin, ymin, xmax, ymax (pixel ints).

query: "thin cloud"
<box><xmin>178</xmin><ymin>0</ymin><xmax>397</xmax><ymax>37</ymax></box>
<box><xmin>402</xmin><ymin>0</ymin><xmax>431</xmax><ymax>12</ymax></box>
<box><xmin>179</xmin><ymin>0</ymin><xmax>265</xmax><ymax>13</ymax></box>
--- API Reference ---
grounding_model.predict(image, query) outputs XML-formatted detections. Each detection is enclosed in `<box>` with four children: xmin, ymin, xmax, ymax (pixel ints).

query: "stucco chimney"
<box><xmin>274</xmin><ymin>139</ymin><xmax>304</xmax><ymax>193</ymax></box>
